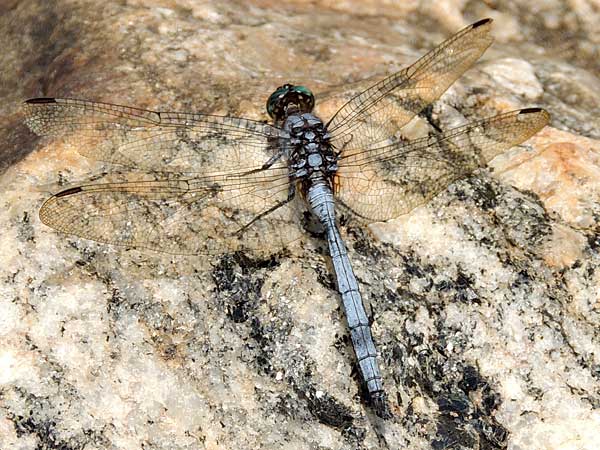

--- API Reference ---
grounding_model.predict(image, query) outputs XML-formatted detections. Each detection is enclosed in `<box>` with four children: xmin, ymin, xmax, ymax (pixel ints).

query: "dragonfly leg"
<box><xmin>237</xmin><ymin>148</ymin><xmax>287</xmax><ymax>177</ymax></box>
<box><xmin>235</xmin><ymin>182</ymin><xmax>296</xmax><ymax>235</ymax></box>
<box><xmin>260</xmin><ymin>148</ymin><xmax>286</xmax><ymax>170</ymax></box>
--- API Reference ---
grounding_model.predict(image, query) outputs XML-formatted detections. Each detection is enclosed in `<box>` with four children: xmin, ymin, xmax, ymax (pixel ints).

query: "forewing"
<box><xmin>326</xmin><ymin>19</ymin><xmax>493</xmax><ymax>152</ymax></box>
<box><xmin>335</xmin><ymin>108</ymin><xmax>550</xmax><ymax>222</ymax></box>
<box><xmin>38</xmin><ymin>167</ymin><xmax>307</xmax><ymax>255</ymax></box>
<box><xmin>23</xmin><ymin>98</ymin><xmax>285</xmax><ymax>174</ymax></box>
<box><xmin>25</xmin><ymin>98</ymin><xmax>309</xmax><ymax>255</ymax></box>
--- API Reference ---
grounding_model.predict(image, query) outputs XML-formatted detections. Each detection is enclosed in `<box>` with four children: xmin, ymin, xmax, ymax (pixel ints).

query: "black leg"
<box><xmin>240</xmin><ymin>148</ymin><xmax>286</xmax><ymax>176</ymax></box>
<box><xmin>236</xmin><ymin>182</ymin><xmax>296</xmax><ymax>234</ymax></box>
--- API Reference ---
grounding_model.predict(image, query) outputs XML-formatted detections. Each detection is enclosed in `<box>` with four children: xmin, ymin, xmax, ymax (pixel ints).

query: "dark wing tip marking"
<box><xmin>55</xmin><ymin>187</ymin><xmax>84</xmax><ymax>197</ymax></box>
<box><xmin>519</xmin><ymin>107</ymin><xmax>544</xmax><ymax>114</ymax></box>
<box><xmin>519</xmin><ymin>107</ymin><xmax>551</xmax><ymax>125</ymax></box>
<box><xmin>472</xmin><ymin>18</ymin><xmax>493</xmax><ymax>28</ymax></box>
<box><xmin>25</xmin><ymin>98</ymin><xmax>57</xmax><ymax>104</ymax></box>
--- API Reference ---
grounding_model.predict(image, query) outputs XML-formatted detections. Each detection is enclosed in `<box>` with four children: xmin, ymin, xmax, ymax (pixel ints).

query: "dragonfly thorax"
<box><xmin>283</xmin><ymin>113</ymin><xmax>338</xmax><ymax>184</ymax></box>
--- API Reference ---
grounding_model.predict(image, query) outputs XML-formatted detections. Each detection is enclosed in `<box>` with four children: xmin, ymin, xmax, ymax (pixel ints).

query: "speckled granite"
<box><xmin>1</xmin><ymin>1</ymin><xmax>599</xmax><ymax>449</ymax></box>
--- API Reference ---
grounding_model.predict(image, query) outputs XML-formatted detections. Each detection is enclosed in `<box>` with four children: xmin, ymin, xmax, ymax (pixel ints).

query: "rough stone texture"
<box><xmin>1</xmin><ymin>1</ymin><xmax>599</xmax><ymax>449</ymax></box>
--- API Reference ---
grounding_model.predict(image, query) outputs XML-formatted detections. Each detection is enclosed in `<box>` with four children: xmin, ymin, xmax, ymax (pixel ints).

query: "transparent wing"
<box><xmin>24</xmin><ymin>97</ymin><xmax>309</xmax><ymax>254</ymax></box>
<box><xmin>38</xmin><ymin>169</ymin><xmax>308</xmax><ymax>255</ymax></box>
<box><xmin>23</xmin><ymin>97</ymin><xmax>286</xmax><ymax>174</ymax></box>
<box><xmin>334</xmin><ymin>108</ymin><xmax>550</xmax><ymax>222</ymax></box>
<box><xmin>326</xmin><ymin>18</ymin><xmax>494</xmax><ymax>152</ymax></box>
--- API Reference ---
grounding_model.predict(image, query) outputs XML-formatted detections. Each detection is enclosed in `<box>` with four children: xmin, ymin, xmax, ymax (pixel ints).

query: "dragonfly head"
<box><xmin>266</xmin><ymin>84</ymin><xmax>315</xmax><ymax>120</ymax></box>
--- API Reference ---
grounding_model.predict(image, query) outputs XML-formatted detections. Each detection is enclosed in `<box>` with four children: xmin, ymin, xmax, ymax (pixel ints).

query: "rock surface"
<box><xmin>1</xmin><ymin>1</ymin><xmax>599</xmax><ymax>449</ymax></box>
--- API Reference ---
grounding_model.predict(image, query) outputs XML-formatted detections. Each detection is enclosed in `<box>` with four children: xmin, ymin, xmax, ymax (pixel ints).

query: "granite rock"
<box><xmin>1</xmin><ymin>1</ymin><xmax>599</xmax><ymax>449</ymax></box>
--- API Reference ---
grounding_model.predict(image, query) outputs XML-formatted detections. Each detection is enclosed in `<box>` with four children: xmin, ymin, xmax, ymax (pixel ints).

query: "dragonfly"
<box><xmin>23</xmin><ymin>18</ymin><xmax>549</xmax><ymax>419</ymax></box>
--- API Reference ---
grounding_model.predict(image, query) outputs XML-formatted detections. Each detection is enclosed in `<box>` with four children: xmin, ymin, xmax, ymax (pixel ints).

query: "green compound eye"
<box><xmin>291</xmin><ymin>85</ymin><xmax>315</xmax><ymax>111</ymax></box>
<box><xmin>266</xmin><ymin>85</ymin><xmax>292</xmax><ymax>118</ymax></box>
<box><xmin>266</xmin><ymin>84</ymin><xmax>315</xmax><ymax>120</ymax></box>
<box><xmin>292</xmin><ymin>85</ymin><xmax>312</xmax><ymax>97</ymax></box>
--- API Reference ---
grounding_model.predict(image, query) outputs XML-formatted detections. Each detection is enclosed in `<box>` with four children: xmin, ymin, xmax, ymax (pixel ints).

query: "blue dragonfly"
<box><xmin>23</xmin><ymin>18</ymin><xmax>549</xmax><ymax>418</ymax></box>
